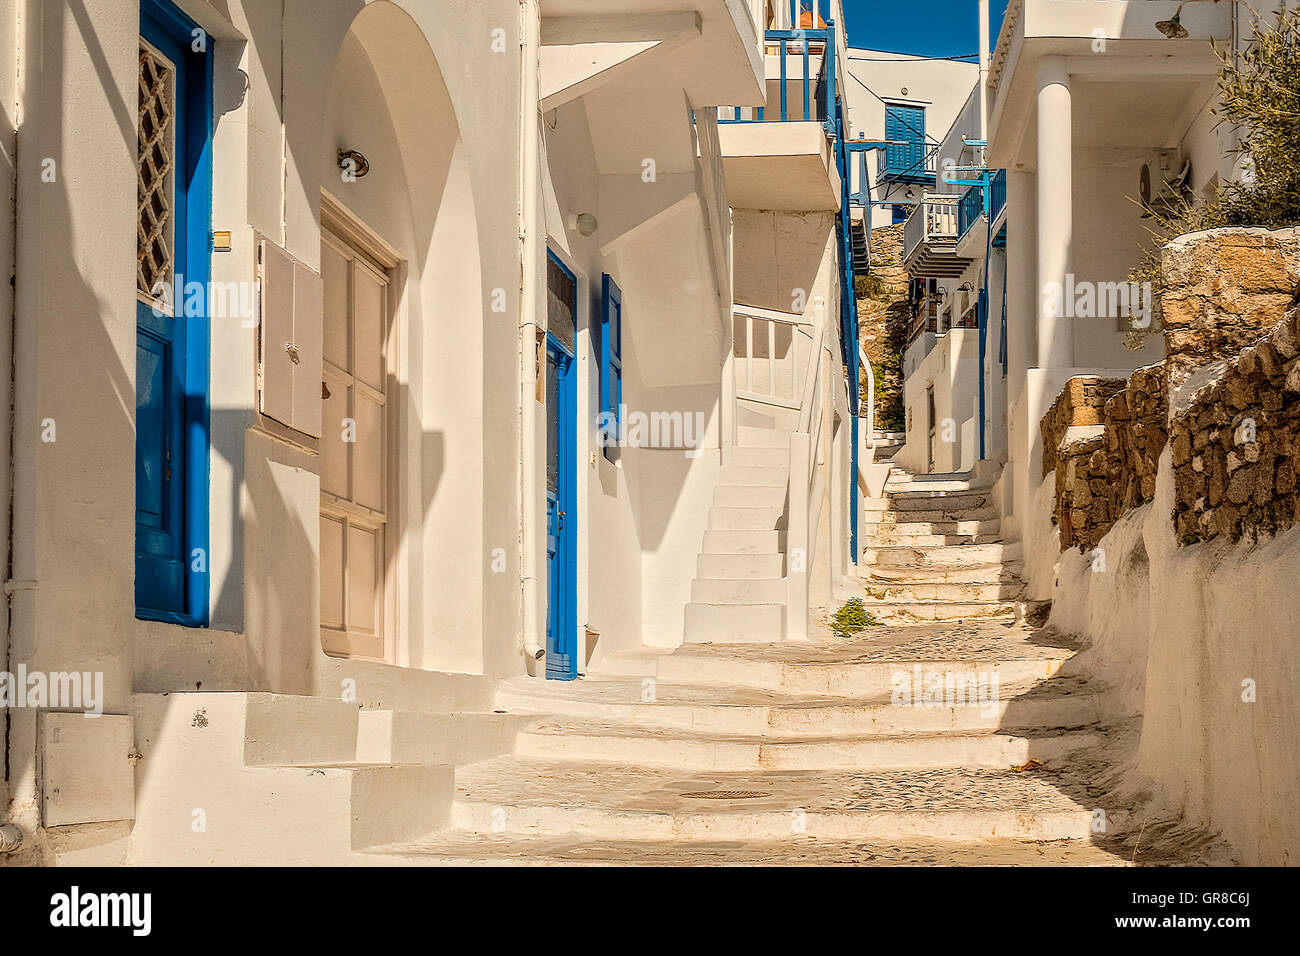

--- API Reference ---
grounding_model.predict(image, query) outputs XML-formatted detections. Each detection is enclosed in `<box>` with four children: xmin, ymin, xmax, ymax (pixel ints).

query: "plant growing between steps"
<box><xmin>831</xmin><ymin>597</ymin><xmax>879</xmax><ymax>637</ymax></box>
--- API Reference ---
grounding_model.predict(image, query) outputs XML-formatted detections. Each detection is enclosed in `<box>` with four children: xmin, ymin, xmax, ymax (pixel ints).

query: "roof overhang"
<box><xmin>540</xmin><ymin>0</ymin><xmax>764</xmax><ymax>112</ymax></box>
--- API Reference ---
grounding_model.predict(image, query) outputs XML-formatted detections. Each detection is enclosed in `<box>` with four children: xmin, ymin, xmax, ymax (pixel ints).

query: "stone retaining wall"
<box><xmin>1170</xmin><ymin>309</ymin><xmax>1300</xmax><ymax>544</ymax></box>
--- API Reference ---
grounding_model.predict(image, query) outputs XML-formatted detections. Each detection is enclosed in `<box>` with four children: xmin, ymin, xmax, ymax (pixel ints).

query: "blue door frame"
<box><xmin>136</xmin><ymin>0</ymin><xmax>212</xmax><ymax>626</ymax></box>
<box><xmin>545</xmin><ymin>252</ymin><xmax>578</xmax><ymax>680</ymax></box>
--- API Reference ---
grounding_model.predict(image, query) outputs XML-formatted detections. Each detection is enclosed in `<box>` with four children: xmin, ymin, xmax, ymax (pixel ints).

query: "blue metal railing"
<box><xmin>956</xmin><ymin>167</ymin><xmax>1008</xmax><ymax>241</ymax></box>
<box><xmin>989</xmin><ymin>167</ymin><xmax>1006</xmax><ymax>219</ymax></box>
<box><xmin>957</xmin><ymin>184</ymin><xmax>983</xmax><ymax>237</ymax></box>
<box><xmin>719</xmin><ymin>27</ymin><xmax>835</xmax><ymax>126</ymax></box>
<box><xmin>878</xmin><ymin>141</ymin><xmax>936</xmax><ymax>181</ymax></box>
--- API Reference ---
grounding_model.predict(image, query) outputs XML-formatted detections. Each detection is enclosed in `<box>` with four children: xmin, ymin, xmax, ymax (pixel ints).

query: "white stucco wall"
<box><xmin>1051</xmin><ymin>447</ymin><xmax>1300</xmax><ymax>865</ymax></box>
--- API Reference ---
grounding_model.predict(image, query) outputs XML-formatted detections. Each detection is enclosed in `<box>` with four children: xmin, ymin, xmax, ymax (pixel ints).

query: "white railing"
<box><xmin>734</xmin><ymin>303</ymin><xmax>814</xmax><ymax>409</ymax></box>
<box><xmin>786</xmin><ymin>297</ymin><xmax>828</xmax><ymax>641</ymax></box>
<box><xmin>859</xmin><ymin>341</ymin><xmax>875</xmax><ymax>465</ymax></box>
<box><xmin>902</xmin><ymin>195</ymin><xmax>961</xmax><ymax>262</ymax></box>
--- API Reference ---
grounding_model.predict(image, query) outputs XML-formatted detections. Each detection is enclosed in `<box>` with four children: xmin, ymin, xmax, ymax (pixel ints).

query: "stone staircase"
<box><xmin>683</xmin><ymin>413</ymin><xmax>797</xmax><ymax>645</ymax></box>
<box><xmin>861</xmin><ymin>464</ymin><xmax>1026</xmax><ymax>624</ymax></box>
<box><xmin>362</xmin><ymin>621</ymin><xmax>1221</xmax><ymax>866</ymax></box>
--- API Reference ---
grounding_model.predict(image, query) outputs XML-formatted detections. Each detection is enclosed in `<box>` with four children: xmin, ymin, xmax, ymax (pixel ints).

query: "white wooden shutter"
<box><xmin>258</xmin><ymin>238</ymin><xmax>323</xmax><ymax>438</ymax></box>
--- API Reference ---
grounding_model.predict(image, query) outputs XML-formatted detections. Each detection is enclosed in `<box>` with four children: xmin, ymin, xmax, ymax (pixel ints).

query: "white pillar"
<box><xmin>1035</xmin><ymin>57</ymin><xmax>1073</xmax><ymax>370</ymax></box>
<box><xmin>1006</xmin><ymin>169</ymin><xmax>1037</xmax><ymax>397</ymax></box>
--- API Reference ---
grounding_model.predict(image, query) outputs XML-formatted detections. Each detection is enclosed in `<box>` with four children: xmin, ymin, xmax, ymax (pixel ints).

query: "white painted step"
<box><xmin>691</xmin><ymin>576</ymin><xmax>786</xmax><ymax>605</ymax></box>
<box><xmin>736</xmin><ymin>425</ymin><xmax>792</xmax><ymax>448</ymax></box>
<box><xmin>862</xmin><ymin>532</ymin><xmax>1000</xmax><ymax>547</ymax></box>
<box><xmin>878</xmin><ymin>491</ymin><xmax>991</xmax><ymax>512</ymax></box>
<box><xmin>702</xmin><ymin>529</ymin><xmax>783</xmax><ymax>554</ymax></box>
<box><xmin>514</xmin><ymin>721</ymin><xmax>1103</xmax><ymax>772</ymax></box>
<box><xmin>719</xmin><ymin>464</ymin><xmax>788</xmax><ymax>487</ymax></box>
<box><xmin>365</xmin><ymin>832</ymin><xmax>1137</xmax><ymax>866</ymax></box>
<box><xmin>684</xmin><ymin>602</ymin><xmax>785</xmax><ymax>643</ymax></box>
<box><xmin>729</xmin><ymin>446</ymin><xmax>789</xmax><ymax>468</ymax></box>
<box><xmin>355</xmin><ymin>711</ymin><xmax>522</xmax><ymax>766</ymax></box>
<box><xmin>494</xmin><ymin>675</ymin><xmax>1105</xmax><ymax>738</ymax></box>
<box><xmin>657</xmin><ymin>652</ymin><xmax>1067</xmax><ymax>697</ymax></box>
<box><xmin>697</xmin><ymin>552</ymin><xmax>785</xmax><ymax>579</ymax></box>
<box><xmin>447</xmin><ymin>758</ymin><xmax>1117</xmax><ymax>843</ymax></box>
<box><xmin>715</xmin><ymin>485</ymin><xmax>787</xmax><ymax>508</ymax></box>
<box><xmin>708</xmin><ymin>505</ymin><xmax>785</xmax><ymax>531</ymax></box>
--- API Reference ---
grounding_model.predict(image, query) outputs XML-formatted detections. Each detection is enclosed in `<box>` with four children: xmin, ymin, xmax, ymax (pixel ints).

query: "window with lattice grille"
<box><xmin>137</xmin><ymin>41</ymin><xmax>175</xmax><ymax>311</ymax></box>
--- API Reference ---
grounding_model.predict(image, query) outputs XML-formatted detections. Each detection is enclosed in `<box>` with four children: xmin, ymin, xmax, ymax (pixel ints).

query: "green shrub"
<box><xmin>831</xmin><ymin>597</ymin><xmax>879</xmax><ymax>637</ymax></box>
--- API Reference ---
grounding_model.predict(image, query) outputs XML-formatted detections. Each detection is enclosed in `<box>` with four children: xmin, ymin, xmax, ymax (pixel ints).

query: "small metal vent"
<box><xmin>680</xmin><ymin>790</ymin><xmax>772</xmax><ymax>800</ymax></box>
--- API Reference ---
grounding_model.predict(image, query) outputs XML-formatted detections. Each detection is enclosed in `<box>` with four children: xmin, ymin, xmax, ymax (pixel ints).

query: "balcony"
<box><xmin>878</xmin><ymin>143</ymin><xmax>937</xmax><ymax>184</ymax></box>
<box><xmin>716</xmin><ymin>27</ymin><xmax>842</xmax><ymax>211</ymax></box>
<box><xmin>902</xmin><ymin>196</ymin><xmax>971</xmax><ymax>278</ymax></box>
<box><xmin>955</xmin><ymin>169</ymin><xmax>1007</xmax><ymax>259</ymax></box>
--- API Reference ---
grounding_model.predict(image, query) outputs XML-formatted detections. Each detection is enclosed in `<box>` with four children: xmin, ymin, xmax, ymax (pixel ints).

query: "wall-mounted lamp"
<box><xmin>338</xmin><ymin>149</ymin><xmax>371</xmax><ymax>179</ymax></box>
<box><xmin>1156</xmin><ymin>4</ymin><xmax>1189</xmax><ymax>39</ymax></box>
<box><xmin>904</xmin><ymin>187</ymin><xmax>916</xmax><ymax>200</ymax></box>
<box><xmin>569</xmin><ymin>212</ymin><xmax>598</xmax><ymax>237</ymax></box>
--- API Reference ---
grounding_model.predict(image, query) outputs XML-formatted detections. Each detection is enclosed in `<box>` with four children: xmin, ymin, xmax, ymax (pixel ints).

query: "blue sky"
<box><xmin>839</xmin><ymin>0</ymin><xmax>1011</xmax><ymax>59</ymax></box>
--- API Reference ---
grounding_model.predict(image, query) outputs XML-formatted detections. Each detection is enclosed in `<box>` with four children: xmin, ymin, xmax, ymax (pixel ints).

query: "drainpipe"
<box><xmin>518</xmin><ymin>0</ymin><xmax>544</xmax><ymax>664</ymax></box>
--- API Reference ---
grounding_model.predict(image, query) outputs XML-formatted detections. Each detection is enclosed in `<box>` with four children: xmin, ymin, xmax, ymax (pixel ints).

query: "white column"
<box><xmin>1006</xmin><ymin>169</ymin><xmax>1037</xmax><ymax>395</ymax></box>
<box><xmin>1035</xmin><ymin>56</ymin><xmax>1073</xmax><ymax>370</ymax></box>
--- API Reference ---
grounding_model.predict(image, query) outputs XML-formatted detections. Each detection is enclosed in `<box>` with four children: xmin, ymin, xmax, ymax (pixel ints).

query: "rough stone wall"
<box><xmin>1040</xmin><ymin>375</ymin><xmax>1127</xmax><ymax>479</ymax></box>
<box><xmin>1170</xmin><ymin>308</ymin><xmax>1300</xmax><ymax>545</ymax></box>
<box><xmin>1053</xmin><ymin>365</ymin><xmax>1169</xmax><ymax>552</ymax></box>
<box><xmin>1161</xmin><ymin>227</ymin><xmax>1300</xmax><ymax>392</ymax></box>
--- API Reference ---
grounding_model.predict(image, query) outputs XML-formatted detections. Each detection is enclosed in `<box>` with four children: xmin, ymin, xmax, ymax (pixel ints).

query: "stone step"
<box><xmin>865</xmin><ymin>506</ymin><xmax>1000</xmax><ymax>524</ymax></box>
<box><xmin>865</xmin><ymin>601</ymin><xmax>1020</xmax><ymax>623</ymax></box>
<box><xmin>657</xmin><ymin>652</ymin><xmax>1068</xmax><ymax>698</ymax></box>
<box><xmin>715</xmin><ymin>484</ymin><xmax>787</xmax><ymax>509</ymax></box>
<box><xmin>862</xmin><ymin>517</ymin><xmax>1000</xmax><ymax>537</ymax></box>
<box><xmin>513</xmin><ymin>720</ymin><xmax>1102</xmax><ymax>772</ymax></box>
<box><xmin>684</xmin><ymin>602</ymin><xmax>785</xmax><ymax>643</ymax></box>
<box><xmin>494</xmin><ymin>675</ymin><xmax>1104</xmax><ymax>738</ymax></box>
<box><xmin>736</xmin><ymin>425</ymin><xmax>793</xmax><ymax>448</ymax></box>
<box><xmin>697</xmin><ymin>552</ymin><xmax>784</xmax><ymax>579</ymax></box>
<box><xmin>691</xmin><ymin>576</ymin><xmax>786</xmax><ymax>605</ymax></box>
<box><xmin>445</xmin><ymin>757</ymin><xmax>1118</xmax><ymax>843</ymax></box>
<box><xmin>719</xmin><ymin>464</ymin><xmax>788</xmax><ymax>487</ymax></box>
<box><xmin>875</xmin><ymin>491</ymin><xmax>991</xmax><ymax>512</ymax></box>
<box><xmin>862</xmin><ymin>581</ymin><xmax>1025</xmax><ymax>603</ymax></box>
<box><xmin>729</xmin><ymin>446</ymin><xmax>789</xmax><ymax>468</ymax></box>
<box><xmin>365</xmin><ymin>832</ymin><xmax>1135</xmax><ymax>866</ymax></box>
<box><xmin>867</xmin><ymin>542</ymin><xmax>1022</xmax><ymax>569</ymax></box>
<box><xmin>867</xmin><ymin>563</ymin><xmax>1023</xmax><ymax>585</ymax></box>
<box><xmin>702</xmin><ymin>529</ymin><xmax>783</xmax><ymax>555</ymax></box>
<box><xmin>708</xmin><ymin>505</ymin><xmax>785</xmax><ymax>531</ymax></box>
<box><xmin>862</xmin><ymin>532</ymin><xmax>1001</xmax><ymax>548</ymax></box>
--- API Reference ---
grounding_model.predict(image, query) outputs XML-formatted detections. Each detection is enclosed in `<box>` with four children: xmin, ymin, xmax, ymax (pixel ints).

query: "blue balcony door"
<box><xmin>136</xmin><ymin>0</ymin><xmax>212</xmax><ymax>625</ymax></box>
<box><xmin>884</xmin><ymin>104</ymin><xmax>926</xmax><ymax>178</ymax></box>
<box><xmin>544</xmin><ymin>335</ymin><xmax>577</xmax><ymax>680</ymax></box>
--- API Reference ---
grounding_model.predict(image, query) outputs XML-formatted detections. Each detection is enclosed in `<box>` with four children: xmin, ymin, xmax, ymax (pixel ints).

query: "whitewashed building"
<box><xmin>0</xmin><ymin>0</ymin><xmax>869</xmax><ymax>864</ymax></box>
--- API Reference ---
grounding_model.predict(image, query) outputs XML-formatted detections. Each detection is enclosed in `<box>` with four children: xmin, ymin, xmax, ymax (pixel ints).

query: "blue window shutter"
<box><xmin>885</xmin><ymin>105</ymin><xmax>926</xmax><ymax>177</ymax></box>
<box><xmin>601</xmin><ymin>275</ymin><xmax>623</xmax><ymax>461</ymax></box>
<box><xmin>136</xmin><ymin>0</ymin><xmax>212</xmax><ymax>625</ymax></box>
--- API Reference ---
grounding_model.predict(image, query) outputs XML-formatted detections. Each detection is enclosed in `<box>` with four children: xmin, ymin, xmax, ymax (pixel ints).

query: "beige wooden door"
<box><xmin>319</xmin><ymin>228</ymin><xmax>392</xmax><ymax>661</ymax></box>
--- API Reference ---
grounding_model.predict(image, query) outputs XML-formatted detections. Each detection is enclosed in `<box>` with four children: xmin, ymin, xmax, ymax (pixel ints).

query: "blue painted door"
<box><xmin>136</xmin><ymin>0</ymin><xmax>212</xmax><ymax>624</ymax></box>
<box><xmin>545</xmin><ymin>336</ymin><xmax>577</xmax><ymax>680</ymax></box>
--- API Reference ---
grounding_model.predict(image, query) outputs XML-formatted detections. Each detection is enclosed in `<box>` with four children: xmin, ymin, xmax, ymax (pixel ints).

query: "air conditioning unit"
<box><xmin>1139</xmin><ymin>149</ymin><xmax>1192</xmax><ymax>218</ymax></box>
